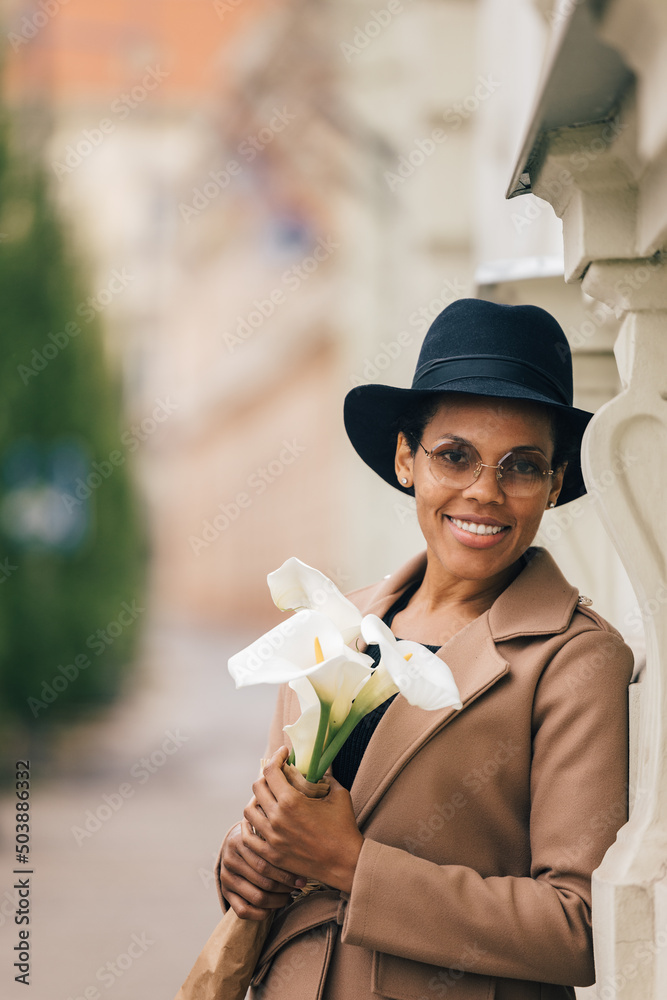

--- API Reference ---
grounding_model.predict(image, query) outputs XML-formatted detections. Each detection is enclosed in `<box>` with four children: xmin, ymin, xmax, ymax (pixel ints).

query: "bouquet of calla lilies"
<box><xmin>228</xmin><ymin>557</ymin><xmax>462</xmax><ymax>783</ymax></box>
<box><xmin>176</xmin><ymin>558</ymin><xmax>462</xmax><ymax>1000</ymax></box>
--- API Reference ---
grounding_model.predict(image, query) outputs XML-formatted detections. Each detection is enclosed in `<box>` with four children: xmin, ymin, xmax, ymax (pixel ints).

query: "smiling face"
<box><xmin>395</xmin><ymin>394</ymin><xmax>566</xmax><ymax>586</ymax></box>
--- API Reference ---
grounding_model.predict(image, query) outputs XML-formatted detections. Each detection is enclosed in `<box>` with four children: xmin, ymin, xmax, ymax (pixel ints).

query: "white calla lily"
<box><xmin>229</xmin><ymin>608</ymin><xmax>373</xmax><ymax>780</ymax></box>
<box><xmin>267</xmin><ymin>557</ymin><xmax>363</xmax><ymax>644</ymax></box>
<box><xmin>229</xmin><ymin>558</ymin><xmax>461</xmax><ymax>784</ymax></box>
<box><xmin>361</xmin><ymin>615</ymin><xmax>462</xmax><ymax>711</ymax></box>
<box><xmin>284</xmin><ymin>678</ymin><xmax>321</xmax><ymax>775</ymax></box>
<box><xmin>289</xmin><ymin>675</ymin><xmax>321</xmax><ymax>714</ymax></box>
<box><xmin>228</xmin><ymin>609</ymin><xmax>372</xmax><ymax>702</ymax></box>
<box><xmin>316</xmin><ymin>615</ymin><xmax>462</xmax><ymax>778</ymax></box>
<box><xmin>346</xmin><ymin>659</ymin><xmax>399</xmax><ymax>717</ymax></box>
<box><xmin>327</xmin><ymin>658</ymin><xmax>374</xmax><ymax>736</ymax></box>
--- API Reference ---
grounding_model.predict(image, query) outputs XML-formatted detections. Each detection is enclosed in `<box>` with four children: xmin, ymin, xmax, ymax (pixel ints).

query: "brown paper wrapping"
<box><xmin>174</xmin><ymin>761</ymin><xmax>329</xmax><ymax>1000</ymax></box>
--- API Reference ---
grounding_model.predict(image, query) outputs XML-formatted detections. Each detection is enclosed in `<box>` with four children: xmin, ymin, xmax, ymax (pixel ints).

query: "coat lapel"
<box><xmin>347</xmin><ymin>547</ymin><xmax>578</xmax><ymax>828</ymax></box>
<box><xmin>350</xmin><ymin>613</ymin><xmax>509</xmax><ymax>826</ymax></box>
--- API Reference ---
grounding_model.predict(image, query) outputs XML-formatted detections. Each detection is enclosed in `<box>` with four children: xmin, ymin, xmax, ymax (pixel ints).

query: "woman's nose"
<box><xmin>460</xmin><ymin>462</ymin><xmax>505</xmax><ymax>503</ymax></box>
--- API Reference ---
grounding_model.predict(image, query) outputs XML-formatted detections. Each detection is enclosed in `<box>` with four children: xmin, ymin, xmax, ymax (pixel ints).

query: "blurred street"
<box><xmin>0</xmin><ymin>622</ymin><xmax>276</xmax><ymax>1000</ymax></box>
<box><xmin>0</xmin><ymin>0</ymin><xmax>660</xmax><ymax>995</ymax></box>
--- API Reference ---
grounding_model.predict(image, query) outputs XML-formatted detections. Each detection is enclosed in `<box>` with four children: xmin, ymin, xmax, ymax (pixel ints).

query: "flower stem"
<box><xmin>313</xmin><ymin>708</ymin><xmax>364</xmax><ymax>782</ymax></box>
<box><xmin>306</xmin><ymin>700</ymin><xmax>332</xmax><ymax>783</ymax></box>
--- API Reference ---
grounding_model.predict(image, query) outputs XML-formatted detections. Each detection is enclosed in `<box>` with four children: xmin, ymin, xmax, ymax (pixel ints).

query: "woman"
<box><xmin>217</xmin><ymin>298</ymin><xmax>633</xmax><ymax>1000</ymax></box>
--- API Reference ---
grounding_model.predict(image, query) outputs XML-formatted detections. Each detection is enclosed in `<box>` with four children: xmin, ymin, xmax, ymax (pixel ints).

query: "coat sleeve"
<box><xmin>340</xmin><ymin>628</ymin><xmax>633</xmax><ymax>987</ymax></box>
<box><xmin>215</xmin><ymin>683</ymin><xmax>294</xmax><ymax>913</ymax></box>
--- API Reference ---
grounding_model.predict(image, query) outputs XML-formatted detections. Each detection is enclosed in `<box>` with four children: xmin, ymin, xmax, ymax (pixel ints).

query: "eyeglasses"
<box><xmin>417</xmin><ymin>439</ymin><xmax>554</xmax><ymax>498</ymax></box>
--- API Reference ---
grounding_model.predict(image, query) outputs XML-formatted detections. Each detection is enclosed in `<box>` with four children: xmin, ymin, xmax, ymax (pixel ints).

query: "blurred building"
<box><xmin>2</xmin><ymin>0</ymin><xmax>636</xmax><ymax>644</ymax></box>
<box><xmin>3</xmin><ymin>0</ymin><xmax>666</xmax><ymax>996</ymax></box>
<box><xmin>502</xmin><ymin>2</ymin><xmax>667</xmax><ymax>998</ymax></box>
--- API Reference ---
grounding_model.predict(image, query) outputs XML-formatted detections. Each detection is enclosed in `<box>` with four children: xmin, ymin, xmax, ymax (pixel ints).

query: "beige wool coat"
<box><xmin>216</xmin><ymin>547</ymin><xmax>633</xmax><ymax>1000</ymax></box>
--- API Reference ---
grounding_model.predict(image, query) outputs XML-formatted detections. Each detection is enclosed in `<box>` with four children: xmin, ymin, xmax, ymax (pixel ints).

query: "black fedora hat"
<box><xmin>344</xmin><ymin>298</ymin><xmax>594</xmax><ymax>507</ymax></box>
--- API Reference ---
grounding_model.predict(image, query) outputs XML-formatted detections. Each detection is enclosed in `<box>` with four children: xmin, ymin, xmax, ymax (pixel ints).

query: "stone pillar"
<box><xmin>580</xmin><ymin>262</ymin><xmax>667</xmax><ymax>999</ymax></box>
<box><xmin>525</xmin><ymin>2</ymin><xmax>667</xmax><ymax>993</ymax></box>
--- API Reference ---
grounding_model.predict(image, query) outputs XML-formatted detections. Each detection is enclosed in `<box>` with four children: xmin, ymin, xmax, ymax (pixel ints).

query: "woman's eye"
<box><xmin>435</xmin><ymin>448</ymin><xmax>469</xmax><ymax>466</ymax></box>
<box><xmin>508</xmin><ymin>458</ymin><xmax>540</xmax><ymax>475</ymax></box>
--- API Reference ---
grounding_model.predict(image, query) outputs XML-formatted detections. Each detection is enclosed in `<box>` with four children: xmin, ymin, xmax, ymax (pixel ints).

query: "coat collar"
<box><xmin>348</xmin><ymin>547</ymin><xmax>579</xmax><ymax>826</ymax></box>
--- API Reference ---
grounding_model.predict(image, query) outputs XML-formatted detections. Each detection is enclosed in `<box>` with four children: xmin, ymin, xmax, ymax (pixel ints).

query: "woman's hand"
<box><xmin>218</xmin><ymin>816</ymin><xmax>306</xmax><ymax>921</ymax></box>
<box><xmin>243</xmin><ymin>746</ymin><xmax>364</xmax><ymax>895</ymax></box>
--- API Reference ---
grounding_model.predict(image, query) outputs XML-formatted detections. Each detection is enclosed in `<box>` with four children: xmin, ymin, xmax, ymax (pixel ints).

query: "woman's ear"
<box><xmin>548</xmin><ymin>461</ymin><xmax>568</xmax><ymax>507</ymax></box>
<box><xmin>395</xmin><ymin>432</ymin><xmax>414</xmax><ymax>488</ymax></box>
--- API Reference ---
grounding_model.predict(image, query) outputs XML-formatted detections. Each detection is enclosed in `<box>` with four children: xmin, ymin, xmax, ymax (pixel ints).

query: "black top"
<box><xmin>332</xmin><ymin>582</ymin><xmax>440</xmax><ymax>791</ymax></box>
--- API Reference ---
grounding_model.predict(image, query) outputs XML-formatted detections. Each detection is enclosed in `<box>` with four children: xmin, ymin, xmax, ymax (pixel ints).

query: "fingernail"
<box><xmin>295</xmin><ymin>878</ymin><xmax>306</xmax><ymax>888</ymax></box>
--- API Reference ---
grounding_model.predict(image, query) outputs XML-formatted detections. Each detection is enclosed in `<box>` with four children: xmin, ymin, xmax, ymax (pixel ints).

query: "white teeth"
<box><xmin>450</xmin><ymin>517</ymin><xmax>505</xmax><ymax>536</ymax></box>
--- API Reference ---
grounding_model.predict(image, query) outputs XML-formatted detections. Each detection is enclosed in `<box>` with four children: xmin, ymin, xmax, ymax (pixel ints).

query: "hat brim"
<box><xmin>344</xmin><ymin>379</ymin><xmax>594</xmax><ymax>507</ymax></box>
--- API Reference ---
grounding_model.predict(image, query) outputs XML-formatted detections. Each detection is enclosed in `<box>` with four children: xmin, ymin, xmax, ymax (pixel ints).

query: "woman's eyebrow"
<box><xmin>435</xmin><ymin>433</ymin><xmax>549</xmax><ymax>457</ymax></box>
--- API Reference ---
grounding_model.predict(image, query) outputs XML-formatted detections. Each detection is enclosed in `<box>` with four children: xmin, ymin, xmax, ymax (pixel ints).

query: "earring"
<box><xmin>548</xmin><ymin>501</ymin><xmax>555</xmax><ymax>509</ymax></box>
<box><xmin>401</xmin><ymin>477</ymin><xmax>408</xmax><ymax>485</ymax></box>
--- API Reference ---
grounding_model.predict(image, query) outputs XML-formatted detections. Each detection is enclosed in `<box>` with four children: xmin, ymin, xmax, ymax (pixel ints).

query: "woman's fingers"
<box><xmin>244</xmin><ymin>797</ymin><xmax>273</xmax><ymax>842</ymax></box>
<box><xmin>261</xmin><ymin>746</ymin><xmax>291</xmax><ymax>798</ymax></box>
<box><xmin>223</xmin><ymin>885</ymin><xmax>281</xmax><ymax>922</ymax></box>
<box><xmin>223</xmin><ymin>864</ymin><xmax>292</xmax><ymax>910</ymax></box>
<box><xmin>221</xmin><ymin>819</ymin><xmax>304</xmax><ymax>893</ymax></box>
<box><xmin>219</xmin><ymin>838</ymin><xmax>294</xmax><ymax>919</ymax></box>
<box><xmin>236</xmin><ymin>819</ymin><xmax>304</xmax><ymax>887</ymax></box>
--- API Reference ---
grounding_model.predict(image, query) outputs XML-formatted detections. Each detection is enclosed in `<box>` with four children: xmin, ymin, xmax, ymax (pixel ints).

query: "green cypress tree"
<box><xmin>0</xmin><ymin>104</ymin><xmax>145</xmax><ymax>756</ymax></box>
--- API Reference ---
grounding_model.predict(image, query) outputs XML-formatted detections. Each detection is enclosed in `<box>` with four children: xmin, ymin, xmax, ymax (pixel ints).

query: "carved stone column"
<box><xmin>580</xmin><ymin>262</ymin><xmax>667</xmax><ymax>998</ymax></box>
<box><xmin>521</xmin><ymin>3</ymin><xmax>667</xmax><ymax>994</ymax></box>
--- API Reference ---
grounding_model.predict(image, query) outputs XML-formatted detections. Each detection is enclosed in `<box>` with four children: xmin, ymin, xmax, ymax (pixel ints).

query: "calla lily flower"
<box><xmin>289</xmin><ymin>674</ymin><xmax>321</xmax><ymax>714</ymax></box>
<box><xmin>284</xmin><ymin>677</ymin><xmax>321</xmax><ymax>775</ymax></box>
<box><xmin>327</xmin><ymin>658</ymin><xmax>374</xmax><ymax>736</ymax></box>
<box><xmin>228</xmin><ymin>609</ymin><xmax>372</xmax><ymax>703</ymax></box>
<box><xmin>267</xmin><ymin>557</ymin><xmax>362</xmax><ymax>644</ymax></box>
<box><xmin>314</xmin><ymin>617</ymin><xmax>463</xmax><ymax>779</ymax></box>
<box><xmin>361</xmin><ymin>615</ymin><xmax>462</xmax><ymax>711</ymax></box>
<box><xmin>229</xmin><ymin>559</ymin><xmax>462</xmax><ymax>783</ymax></box>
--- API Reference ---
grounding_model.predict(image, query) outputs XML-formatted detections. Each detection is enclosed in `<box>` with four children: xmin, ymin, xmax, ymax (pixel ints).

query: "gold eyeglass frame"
<box><xmin>417</xmin><ymin>440</ymin><xmax>555</xmax><ymax>497</ymax></box>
